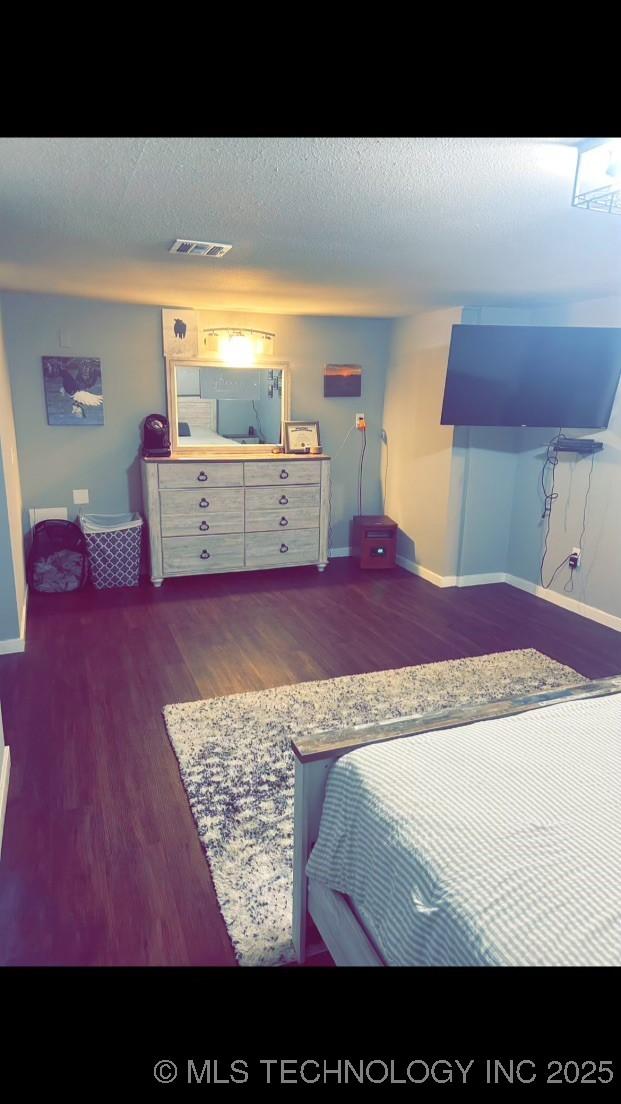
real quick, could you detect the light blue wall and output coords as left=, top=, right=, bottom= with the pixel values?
left=3, top=293, right=165, bottom=531
left=454, top=307, right=531, bottom=577
left=0, top=448, right=19, bottom=640
left=455, top=300, right=621, bottom=620
left=381, top=308, right=463, bottom=576
left=507, top=297, right=621, bottom=617
left=2, top=293, right=391, bottom=551
left=199, top=310, right=391, bottom=548
left=216, top=400, right=256, bottom=437
left=453, top=425, right=520, bottom=576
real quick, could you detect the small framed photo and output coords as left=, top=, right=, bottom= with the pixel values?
left=324, top=364, right=362, bottom=397
left=162, top=308, right=198, bottom=358
left=283, top=420, right=320, bottom=453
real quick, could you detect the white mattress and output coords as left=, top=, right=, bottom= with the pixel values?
left=177, top=427, right=232, bottom=447
left=306, top=693, right=621, bottom=966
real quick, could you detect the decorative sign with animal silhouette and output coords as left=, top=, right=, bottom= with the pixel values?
left=42, top=357, right=104, bottom=425
left=162, top=308, right=198, bottom=358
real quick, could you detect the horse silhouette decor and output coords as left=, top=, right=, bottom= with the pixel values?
left=162, top=308, right=198, bottom=358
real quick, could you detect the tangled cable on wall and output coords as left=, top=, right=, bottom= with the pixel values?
left=539, top=429, right=597, bottom=591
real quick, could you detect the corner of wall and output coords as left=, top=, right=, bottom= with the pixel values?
left=0, top=297, right=27, bottom=646
left=382, top=307, right=463, bottom=578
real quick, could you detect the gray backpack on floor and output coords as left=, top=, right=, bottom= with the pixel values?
left=27, top=519, right=89, bottom=593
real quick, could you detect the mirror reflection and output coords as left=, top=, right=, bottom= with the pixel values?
left=175, top=365, right=284, bottom=448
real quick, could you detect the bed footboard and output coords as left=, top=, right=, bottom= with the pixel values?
left=292, top=757, right=332, bottom=962
left=291, top=675, right=621, bottom=965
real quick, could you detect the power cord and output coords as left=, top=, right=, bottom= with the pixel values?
left=357, top=425, right=367, bottom=515
left=540, top=429, right=566, bottom=588
left=381, top=430, right=389, bottom=513
left=332, top=424, right=355, bottom=459
left=326, top=419, right=369, bottom=553
left=564, top=450, right=595, bottom=593
left=540, top=428, right=597, bottom=592
left=251, top=401, right=264, bottom=442
left=327, top=423, right=358, bottom=553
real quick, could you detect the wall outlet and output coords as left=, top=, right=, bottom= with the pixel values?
left=355, top=413, right=366, bottom=429
left=73, top=489, right=89, bottom=505
left=569, top=546, right=581, bottom=568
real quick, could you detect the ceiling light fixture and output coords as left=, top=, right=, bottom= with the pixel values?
left=572, top=138, right=621, bottom=214
left=202, top=328, right=275, bottom=367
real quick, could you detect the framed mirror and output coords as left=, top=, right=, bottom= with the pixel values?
left=166, top=358, right=291, bottom=455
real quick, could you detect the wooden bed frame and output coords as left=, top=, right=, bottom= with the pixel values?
left=291, top=674, right=621, bottom=966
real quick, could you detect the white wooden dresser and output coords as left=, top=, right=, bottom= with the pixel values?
left=141, top=454, right=330, bottom=586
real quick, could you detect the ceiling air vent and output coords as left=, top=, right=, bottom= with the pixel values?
left=169, top=239, right=232, bottom=258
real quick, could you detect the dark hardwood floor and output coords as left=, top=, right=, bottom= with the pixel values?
left=1, top=559, right=621, bottom=967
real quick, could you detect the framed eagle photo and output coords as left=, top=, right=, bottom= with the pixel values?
left=42, top=357, right=104, bottom=426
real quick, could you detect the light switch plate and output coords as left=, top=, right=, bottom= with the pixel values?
left=73, top=489, right=89, bottom=505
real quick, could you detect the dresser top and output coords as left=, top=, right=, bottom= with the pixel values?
left=143, top=452, right=330, bottom=463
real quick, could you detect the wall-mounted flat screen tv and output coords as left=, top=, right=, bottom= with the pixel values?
left=440, top=324, right=621, bottom=428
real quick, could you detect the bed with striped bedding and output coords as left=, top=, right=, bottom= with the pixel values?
left=305, top=693, right=621, bottom=966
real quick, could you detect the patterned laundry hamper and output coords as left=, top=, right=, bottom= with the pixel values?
left=79, top=513, right=143, bottom=589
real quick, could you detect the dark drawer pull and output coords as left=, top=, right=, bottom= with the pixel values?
left=279, top=495, right=288, bottom=505
left=279, top=469, right=289, bottom=480
left=279, top=516, right=288, bottom=527
left=199, top=498, right=209, bottom=508
left=199, top=521, right=210, bottom=531
left=197, top=471, right=208, bottom=482
left=200, top=549, right=210, bottom=560
left=280, top=543, right=288, bottom=553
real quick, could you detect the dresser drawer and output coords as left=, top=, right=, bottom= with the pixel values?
left=158, top=462, right=243, bottom=488
left=243, top=460, right=321, bottom=486
left=161, top=512, right=244, bottom=537
left=162, top=534, right=244, bottom=573
left=245, top=485, right=320, bottom=511
left=245, top=507, right=320, bottom=533
left=160, top=487, right=243, bottom=516
left=245, top=529, right=319, bottom=567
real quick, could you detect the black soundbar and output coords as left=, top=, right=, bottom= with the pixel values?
left=553, top=438, right=604, bottom=454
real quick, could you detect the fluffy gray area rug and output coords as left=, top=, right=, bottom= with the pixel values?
left=163, top=649, right=587, bottom=967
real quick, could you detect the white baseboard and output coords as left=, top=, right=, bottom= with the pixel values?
left=456, top=572, right=507, bottom=587
left=505, top=574, right=621, bottom=634
left=0, top=585, right=28, bottom=655
left=396, top=555, right=457, bottom=588
left=0, top=745, right=10, bottom=856
left=329, top=547, right=351, bottom=558
left=396, top=557, right=621, bottom=635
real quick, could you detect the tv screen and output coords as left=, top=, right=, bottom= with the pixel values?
left=440, top=324, right=621, bottom=428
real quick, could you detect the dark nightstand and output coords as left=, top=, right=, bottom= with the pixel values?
left=351, top=515, right=398, bottom=569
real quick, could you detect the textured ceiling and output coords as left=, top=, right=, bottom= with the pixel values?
left=0, top=136, right=618, bottom=317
